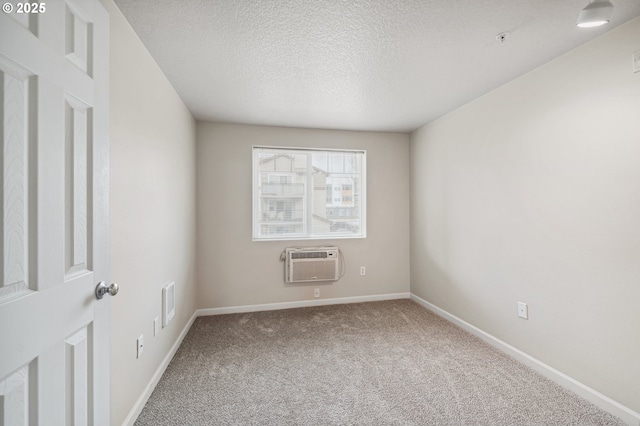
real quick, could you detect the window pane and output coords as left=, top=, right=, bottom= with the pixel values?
left=253, top=147, right=365, bottom=241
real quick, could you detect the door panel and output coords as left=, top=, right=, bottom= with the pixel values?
left=65, top=325, right=92, bottom=425
left=65, top=93, right=93, bottom=279
left=0, top=0, right=110, bottom=424
left=0, top=56, right=34, bottom=301
left=0, top=365, right=29, bottom=425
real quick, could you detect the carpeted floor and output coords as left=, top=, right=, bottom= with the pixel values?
left=135, top=299, right=624, bottom=425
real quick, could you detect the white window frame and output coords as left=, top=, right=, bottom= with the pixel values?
left=252, top=146, right=367, bottom=241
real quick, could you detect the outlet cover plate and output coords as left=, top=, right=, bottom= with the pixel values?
left=137, top=335, right=144, bottom=358
left=163, top=281, right=176, bottom=327
left=633, top=51, right=640, bottom=73
left=517, top=302, right=528, bottom=320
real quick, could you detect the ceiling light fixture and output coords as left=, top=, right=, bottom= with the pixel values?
left=576, top=0, right=614, bottom=28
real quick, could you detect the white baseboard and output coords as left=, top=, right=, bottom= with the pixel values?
left=409, top=293, right=640, bottom=426
left=197, top=292, right=410, bottom=316
left=122, top=310, right=198, bottom=426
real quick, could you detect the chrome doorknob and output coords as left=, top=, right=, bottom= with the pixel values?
left=95, top=281, right=119, bottom=300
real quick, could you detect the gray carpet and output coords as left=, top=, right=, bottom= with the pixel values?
left=135, top=299, right=624, bottom=425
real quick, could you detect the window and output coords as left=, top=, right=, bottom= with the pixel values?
left=253, top=146, right=366, bottom=241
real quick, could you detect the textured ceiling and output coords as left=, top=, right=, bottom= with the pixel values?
left=114, top=0, right=640, bottom=132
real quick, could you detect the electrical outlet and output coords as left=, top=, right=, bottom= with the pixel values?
left=137, top=335, right=144, bottom=358
left=313, top=288, right=320, bottom=298
left=360, top=266, right=366, bottom=276
left=517, top=302, right=528, bottom=320
left=633, top=50, right=640, bottom=73
left=153, top=317, right=160, bottom=336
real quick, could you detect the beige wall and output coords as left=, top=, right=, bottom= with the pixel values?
left=410, top=17, right=640, bottom=414
left=107, top=1, right=197, bottom=424
left=197, top=123, right=410, bottom=308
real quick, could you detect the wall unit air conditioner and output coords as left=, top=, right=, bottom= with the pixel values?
left=285, top=247, right=340, bottom=283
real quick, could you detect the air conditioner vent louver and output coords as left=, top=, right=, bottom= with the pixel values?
left=291, top=251, right=328, bottom=259
left=285, top=247, right=340, bottom=283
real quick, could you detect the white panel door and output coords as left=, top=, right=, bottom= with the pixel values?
left=0, top=0, right=111, bottom=424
